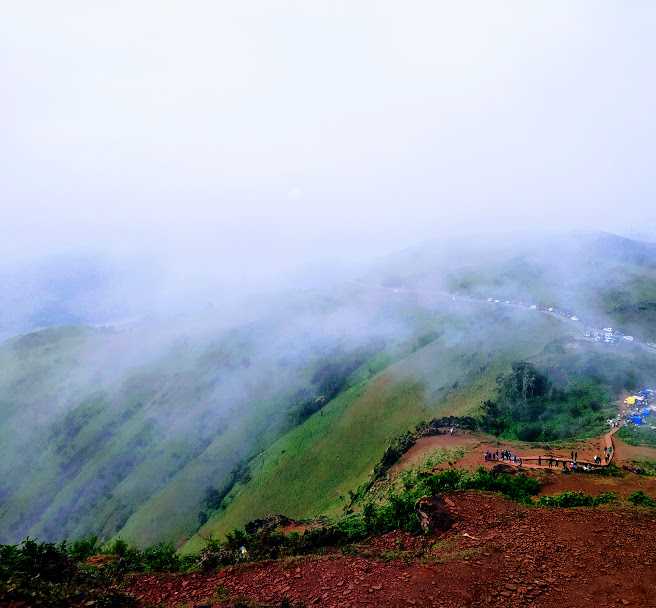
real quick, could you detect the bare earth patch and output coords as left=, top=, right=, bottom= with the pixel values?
left=129, top=491, right=656, bottom=608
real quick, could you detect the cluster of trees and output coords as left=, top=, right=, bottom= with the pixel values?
left=481, top=361, right=610, bottom=441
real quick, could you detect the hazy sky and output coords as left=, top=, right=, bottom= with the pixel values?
left=3, top=1, right=655, bottom=267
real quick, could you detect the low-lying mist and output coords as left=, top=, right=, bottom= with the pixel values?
left=1, top=228, right=654, bottom=545
left=3, top=0, right=656, bottom=549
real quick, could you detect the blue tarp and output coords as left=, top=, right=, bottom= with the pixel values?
left=643, top=409, right=651, bottom=417
left=630, top=415, right=643, bottom=425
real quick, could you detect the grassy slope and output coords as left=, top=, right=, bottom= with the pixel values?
left=3, top=231, right=654, bottom=548
left=0, top=285, right=455, bottom=546
left=0, top=309, right=388, bottom=545
left=184, top=309, right=566, bottom=552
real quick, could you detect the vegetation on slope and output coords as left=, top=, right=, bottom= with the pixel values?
left=618, top=426, right=656, bottom=448
left=2, top=231, right=655, bottom=551
left=4, top=462, right=635, bottom=608
left=0, top=538, right=136, bottom=608
left=185, top=309, right=569, bottom=551
left=0, top=300, right=399, bottom=547
left=480, top=361, right=614, bottom=441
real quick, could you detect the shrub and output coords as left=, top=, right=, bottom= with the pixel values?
left=2, top=465, right=544, bottom=590
left=197, top=538, right=236, bottom=571
left=66, top=535, right=100, bottom=561
left=593, top=463, right=624, bottom=477
left=538, top=491, right=617, bottom=508
left=466, top=469, right=541, bottom=503
left=0, top=539, right=135, bottom=608
left=141, top=542, right=180, bottom=572
left=628, top=490, right=656, bottom=507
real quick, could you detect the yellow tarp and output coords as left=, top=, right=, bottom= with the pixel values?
left=624, top=396, right=643, bottom=405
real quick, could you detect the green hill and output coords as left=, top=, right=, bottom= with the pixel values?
left=1, top=231, right=655, bottom=549
left=184, top=307, right=569, bottom=551
left=0, top=285, right=448, bottom=546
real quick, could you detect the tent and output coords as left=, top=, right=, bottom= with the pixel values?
left=625, top=396, right=644, bottom=406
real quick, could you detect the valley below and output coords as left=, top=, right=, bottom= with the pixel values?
left=3, top=232, right=656, bottom=607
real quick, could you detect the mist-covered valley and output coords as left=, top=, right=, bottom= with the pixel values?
left=1, top=230, right=655, bottom=548
left=4, top=4, right=656, bottom=605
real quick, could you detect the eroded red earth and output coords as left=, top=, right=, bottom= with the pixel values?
left=128, top=492, right=656, bottom=608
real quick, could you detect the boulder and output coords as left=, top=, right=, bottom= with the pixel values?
left=415, top=495, right=454, bottom=533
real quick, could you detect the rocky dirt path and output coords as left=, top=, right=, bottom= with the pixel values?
left=398, top=424, right=654, bottom=474
left=492, top=425, right=620, bottom=469
left=129, top=492, right=656, bottom=608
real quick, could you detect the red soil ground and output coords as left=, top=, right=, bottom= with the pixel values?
left=393, top=430, right=656, bottom=497
left=129, top=491, right=656, bottom=608
left=397, top=430, right=614, bottom=471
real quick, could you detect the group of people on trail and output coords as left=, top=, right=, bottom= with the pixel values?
left=483, top=442, right=614, bottom=471
left=593, top=446, right=612, bottom=465
left=483, top=449, right=522, bottom=466
left=544, top=456, right=560, bottom=468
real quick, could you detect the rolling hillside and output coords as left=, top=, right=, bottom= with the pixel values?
left=1, top=231, right=655, bottom=549
left=0, top=285, right=444, bottom=545
left=185, top=306, right=572, bottom=551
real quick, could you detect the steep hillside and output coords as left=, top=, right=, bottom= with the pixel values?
left=186, top=232, right=656, bottom=549
left=185, top=306, right=572, bottom=551
left=2, top=231, right=655, bottom=550
left=0, top=286, right=442, bottom=545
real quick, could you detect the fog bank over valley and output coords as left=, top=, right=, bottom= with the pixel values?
left=2, top=1, right=656, bottom=555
